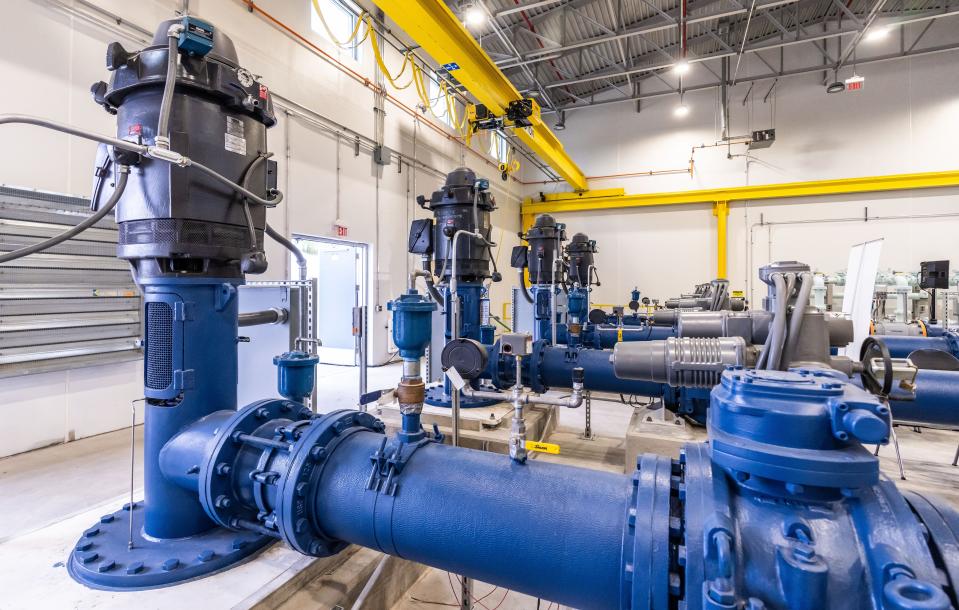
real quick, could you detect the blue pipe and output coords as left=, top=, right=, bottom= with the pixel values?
left=588, top=324, right=674, bottom=347
left=876, top=332, right=959, bottom=359
left=154, top=369, right=959, bottom=609
left=533, top=342, right=667, bottom=397
left=889, top=369, right=959, bottom=428
left=314, top=431, right=626, bottom=609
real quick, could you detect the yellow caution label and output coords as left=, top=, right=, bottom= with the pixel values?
left=617, top=328, right=624, bottom=342
left=732, top=290, right=745, bottom=298
left=525, top=441, right=560, bottom=455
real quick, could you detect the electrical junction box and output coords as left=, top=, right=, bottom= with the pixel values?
left=373, top=145, right=392, bottom=166
left=749, top=129, right=776, bottom=150
left=178, top=17, right=214, bottom=57
left=500, top=332, right=532, bottom=357
left=408, top=219, right=433, bottom=254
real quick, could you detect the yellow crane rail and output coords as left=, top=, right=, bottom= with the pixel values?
left=522, top=170, right=959, bottom=279
left=370, top=0, right=588, bottom=191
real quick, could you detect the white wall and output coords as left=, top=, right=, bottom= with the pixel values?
left=533, top=28, right=959, bottom=308
left=0, top=0, right=520, bottom=457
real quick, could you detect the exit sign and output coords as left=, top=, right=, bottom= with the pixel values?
left=845, top=75, right=864, bottom=91
left=334, top=224, right=348, bottom=237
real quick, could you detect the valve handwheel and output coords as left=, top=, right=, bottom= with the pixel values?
left=860, top=336, right=894, bottom=398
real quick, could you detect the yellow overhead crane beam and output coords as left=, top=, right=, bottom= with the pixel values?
left=369, top=0, right=588, bottom=191
left=522, top=169, right=959, bottom=280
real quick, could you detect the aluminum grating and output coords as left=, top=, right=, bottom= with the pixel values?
left=145, top=301, right=173, bottom=390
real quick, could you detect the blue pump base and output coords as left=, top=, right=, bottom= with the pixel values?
left=67, top=501, right=271, bottom=591
left=424, top=382, right=503, bottom=408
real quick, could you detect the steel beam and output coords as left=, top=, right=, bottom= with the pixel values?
left=548, top=39, right=959, bottom=111
left=523, top=170, right=959, bottom=213
left=372, top=0, right=587, bottom=190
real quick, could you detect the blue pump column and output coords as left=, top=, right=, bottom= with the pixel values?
left=141, top=279, right=240, bottom=539
left=426, top=283, right=498, bottom=407
left=69, top=278, right=273, bottom=591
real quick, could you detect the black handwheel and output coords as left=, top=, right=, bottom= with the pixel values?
left=860, top=336, right=894, bottom=398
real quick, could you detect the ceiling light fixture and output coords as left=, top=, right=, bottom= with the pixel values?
left=826, top=80, right=846, bottom=94
left=674, top=60, right=691, bottom=75
left=554, top=110, right=566, bottom=131
left=864, top=26, right=891, bottom=42
left=674, top=102, right=690, bottom=118
left=462, top=2, right=486, bottom=28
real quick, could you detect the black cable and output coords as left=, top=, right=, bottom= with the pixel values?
left=0, top=165, right=129, bottom=264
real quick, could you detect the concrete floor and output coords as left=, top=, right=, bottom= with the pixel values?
left=1, top=367, right=957, bottom=610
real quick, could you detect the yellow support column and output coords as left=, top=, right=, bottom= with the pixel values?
left=713, top=201, right=729, bottom=280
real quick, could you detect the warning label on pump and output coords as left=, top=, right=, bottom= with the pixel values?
left=525, top=441, right=560, bottom=455
left=225, top=117, right=246, bottom=155
left=226, top=116, right=245, bottom=137
left=225, top=133, right=246, bottom=155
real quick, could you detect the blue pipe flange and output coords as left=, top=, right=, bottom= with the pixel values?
left=527, top=340, right=549, bottom=393
left=622, top=453, right=678, bottom=609
left=67, top=500, right=272, bottom=591
left=198, top=399, right=314, bottom=529
left=275, top=410, right=385, bottom=556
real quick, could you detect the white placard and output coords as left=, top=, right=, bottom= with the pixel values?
left=840, top=239, right=884, bottom=359
left=444, top=366, right=467, bottom=390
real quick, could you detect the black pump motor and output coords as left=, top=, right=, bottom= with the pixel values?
left=413, top=167, right=497, bottom=283
left=565, top=232, right=597, bottom=287
left=91, top=17, right=278, bottom=281
left=522, top=213, right=566, bottom=285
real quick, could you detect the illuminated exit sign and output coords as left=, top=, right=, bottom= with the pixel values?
left=845, top=75, right=865, bottom=91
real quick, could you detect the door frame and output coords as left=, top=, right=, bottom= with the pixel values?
left=291, top=234, right=369, bottom=363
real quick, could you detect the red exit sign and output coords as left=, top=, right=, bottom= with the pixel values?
left=334, top=224, right=348, bottom=237
left=845, top=75, right=864, bottom=91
